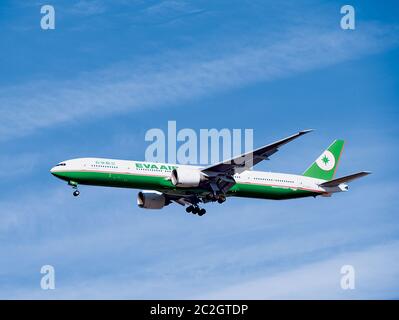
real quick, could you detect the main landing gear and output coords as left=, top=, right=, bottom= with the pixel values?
left=186, top=205, right=206, bottom=216
left=205, top=194, right=226, bottom=204
left=217, top=195, right=226, bottom=204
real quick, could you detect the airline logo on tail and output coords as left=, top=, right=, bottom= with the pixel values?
left=316, top=150, right=335, bottom=171
left=303, top=139, right=344, bottom=181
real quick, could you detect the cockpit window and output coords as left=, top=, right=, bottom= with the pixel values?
left=55, top=163, right=66, bottom=167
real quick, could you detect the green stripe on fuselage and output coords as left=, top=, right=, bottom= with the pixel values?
left=229, top=183, right=316, bottom=200
left=52, top=170, right=318, bottom=200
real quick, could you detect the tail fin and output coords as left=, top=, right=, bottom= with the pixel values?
left=303, top=139, right=345, bottom=180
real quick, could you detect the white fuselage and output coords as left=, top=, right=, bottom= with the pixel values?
left=50, top=158, right=346, bottom=197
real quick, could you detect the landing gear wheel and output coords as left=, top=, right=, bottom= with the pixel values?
left=198, top=208, right=206, bottom=216
left=186, top=205, right=193, bottom=213
left=73, top=190, right=80, bottom=197
left=192, top=206, right=200, bottom=215
left=217, top=198, right=225, bottom=204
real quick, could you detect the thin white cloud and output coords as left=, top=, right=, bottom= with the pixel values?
left=4, top=239, right=399, bottom=299
left=0, top=178, right=397, bottom=298
left=202, top=241, right=399, bottom=299
left=68, top=0, right=107, bottom=16
left=0, top=23, right=397, bottom=141
left=144, top=0, right=203, bottom=19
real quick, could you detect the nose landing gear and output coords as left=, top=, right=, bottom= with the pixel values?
left=68, top=181, right=80, bottom=197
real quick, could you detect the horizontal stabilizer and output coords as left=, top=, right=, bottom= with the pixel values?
left=319, top=171, right=371, bottom=188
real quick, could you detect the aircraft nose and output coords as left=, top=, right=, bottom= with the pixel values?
left=50, top=165, right=63, bottom=176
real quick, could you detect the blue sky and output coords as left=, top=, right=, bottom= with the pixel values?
left=0, top=0, right=399, bottom=299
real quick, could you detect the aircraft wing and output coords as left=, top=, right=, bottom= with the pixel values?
left=202, top=129, right=313, bottom=176
left=319, top=171, right=371, bottom=188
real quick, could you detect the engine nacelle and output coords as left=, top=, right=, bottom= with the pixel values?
left=137, top=191, right=166, bottom=209
left=171, top=167, right=206, bottom=187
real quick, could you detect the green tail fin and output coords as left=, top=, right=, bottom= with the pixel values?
left=303, top=139, right=345, bottom=180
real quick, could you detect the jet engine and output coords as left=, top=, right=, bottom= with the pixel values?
left=171, top=167, right=206, bottom=187
left=137, top=191, right=166, bottom=209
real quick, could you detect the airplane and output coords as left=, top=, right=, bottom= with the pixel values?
left=50, top=130, right=370, bottom=216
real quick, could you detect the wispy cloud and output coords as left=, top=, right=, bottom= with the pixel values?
left=1, top=176, right=397, bottom=298
left=0, top=23, right=397, bottom=141
left=203, top=241, right=399, bottom=299
left=137, top=0, right=206, bottom=25
left=68, top=0, right=107, bottom=16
